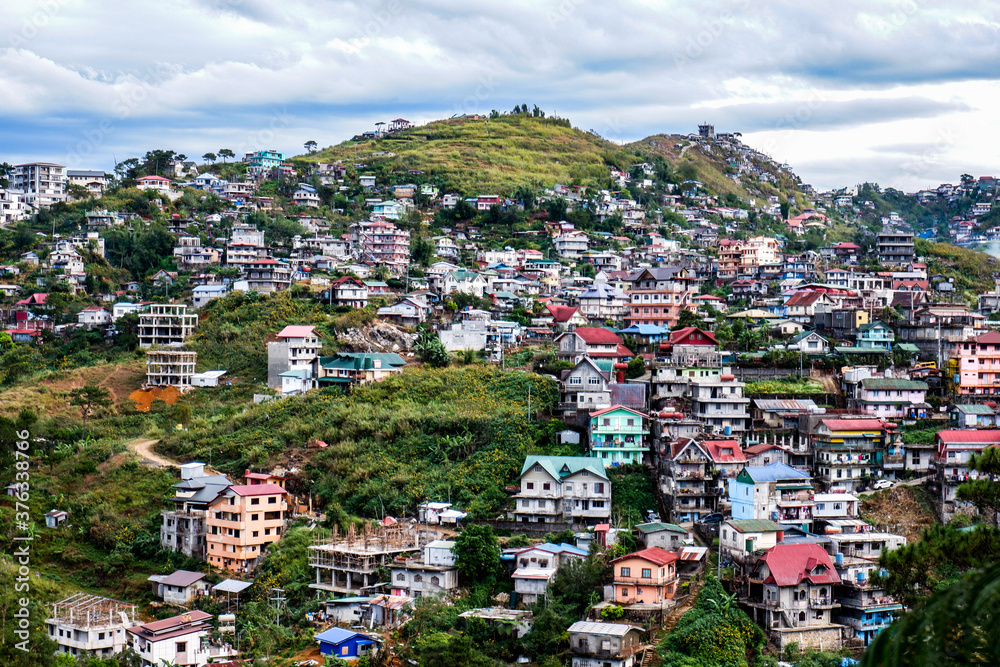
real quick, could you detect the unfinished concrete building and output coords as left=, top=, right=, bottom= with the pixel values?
left=138, top=303, right=198, bottom=348
left=47, top=594, right=136, bottom=659
left=161, top=462, right=231, bottom=560
left=308, top=523, right=421, bottom=596
left=146, top=350, right=197, bottom=390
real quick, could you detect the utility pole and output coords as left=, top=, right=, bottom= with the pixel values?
left=527, top=384, right=531, bottom=420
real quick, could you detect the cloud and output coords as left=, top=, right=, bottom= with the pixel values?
left=2, top=0, right=1000, bottom=190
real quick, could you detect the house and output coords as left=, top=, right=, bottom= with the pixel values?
left=315, top=627, right=376, bottom=661
left=660, top=327, right=718, bottom=365
left=328, top=276, right=369, bottom=308
left=689, top=372, right=750, bottom=435
left=855, top=321, right=895, bottom=351
left=126, top=610, right=234, bottom=666
left=512, top=542, right=588, bottom=604
left=135, top=175, right=172, bottom=193
left=813, top=418, right=895, bottom=493
left=567, top=621, right=645, bottom=667
left=658, top=437, right=731, bottom=522
left=543, top=304, right=590, bottom=330
left=852, top=377, right=928, bottom=419
left=191, top=284, right=229, bottom=308
left=376, top=297, right=429, bottom=326
left=752, top=399, right=823, bottom=430
left=205, top=483, right=289, bottom=574
left=318, top=352, right=407, bottom=388
left=624, top=267, right=700, bottom=329
left=555, top=327, right=633, bottom=364
left=509, top=455, right=611, bottom=525
left=728, top=463, right=815, bottom=532
left=147, top=570, right=210, bottom=607
left=784, top=291, right=836, bottom=324
left=610, top=548, right=679, bottom=605
left=577, top=282, right=629, bottom=321
left=786, top=331, right=830, bottom=355
left=935, top=430, right=1000, bottom=520
left=293, top=184, right=321, bottom=207
left=559, top=357, right=615, bottom=418
left=953, top=330, right=1000, bottom=395
left=45, top=510, right=68, bottom=528
left=161, top=462, right=232, bottom=560
left=266, top=325, right=322, bottom=389
left=389, top=540, right=459, bottom=599
left=634, top=522, right=689, bottom=550
left=47, top=594, right=135, bottom=659
left=77, top=306, right=111, bottom=327
left=741, top=543, right=844, bottom=650
left=950, top=403, right=1000, bottom=429
left=589, top=405, right=650, bottom=467
left=719, top=519, right=784, bottom=569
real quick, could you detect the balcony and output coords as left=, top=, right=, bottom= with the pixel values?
left=615, top=575, right=676, bottom=586
left=809, top=596, right=838, bottom=609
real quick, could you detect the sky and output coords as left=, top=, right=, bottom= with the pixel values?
left=1, top=0, right=998, bottom=192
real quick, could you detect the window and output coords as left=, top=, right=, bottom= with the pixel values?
left=621, top=587, right=629, bottom=596
left=620, top=567, right=630, bottom=577
left=251, top=498, right=260, bottom=506
left=603, top=418, right=611, bottom=426
left=526, top=482, right=534, bottom=490
left=251, top=514, right=259, bottom=521
left=543, top=483, right=551, bottom=491
left=414, top=575, right=423, bottom=582
left=642, top=568, right=652, bottom=578
left=396, top=573, right=406, bottom=581
left=176, top=642, right=187, bottom=654
left=595, top=482, right=605, bottom=493
left=534, top=465, right=543, bottom=472
left=627, top=418, right=635, bottom=426
left=564, top=483, right=573, bottom=492
left=268, top=496, right=277, bottom=504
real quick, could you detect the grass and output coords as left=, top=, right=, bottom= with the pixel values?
left=0, top=358, right=146, bottom=420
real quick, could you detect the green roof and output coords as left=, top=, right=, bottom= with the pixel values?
left=520, top=455, right=608, bottom=481
left=789, top=330, right=826, bottom=344
left=954, top=404, right=995, bottom=415
left=860, top=378, right=928, bottom=391
left=635, top=522, right=686, bottom=534
left=725, top=519, right=784, bottom=533
left=895, top=343, right=920, bottom=353
left=593, top=359, right=616, bottom=372
left=835, top=346, right=891, bottom=354
left=320, top=352, right=407, bottom=371
left=858, top=320, right=890, bottom=332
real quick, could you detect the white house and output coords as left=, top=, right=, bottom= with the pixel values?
left=77, top=306, right=111, bottom=327
left=135, top=175, right=172, bottom=193
left=126, top=610, right=234, bottom=666
left=112, top=302, right=141, bottom=321
left=191, top=284, right=229, bottom=308
left=147, top=570, right=210, bottom=607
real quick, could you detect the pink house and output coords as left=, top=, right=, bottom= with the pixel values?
left=610, top=548, right=679, bottom=604
left=955, top=331, right=1000, bottom=394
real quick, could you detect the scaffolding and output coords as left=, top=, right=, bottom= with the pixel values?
left=49, top=593, right=135, bottom=630
left=146, top=350, right=197, bottom=390
left=308, top=523, right=422, bottom=595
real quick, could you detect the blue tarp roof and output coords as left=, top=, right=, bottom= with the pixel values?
left=740, top=462, right=810, bottom=482
left=316, top=627, right=372, bottom=645
left=618, top=324, right=667, bottom=335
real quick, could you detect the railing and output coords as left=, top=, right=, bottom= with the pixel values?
left=615, top=575, right=676, bottom=585
left=809, top=596, right=837, bottom=608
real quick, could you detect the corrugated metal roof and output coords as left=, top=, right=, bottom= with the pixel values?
left=860, top=378, right=928, bottom=390
left=726, top=519, right=783, bottom=533
left=610, top=384, right=646, bottom=410
left=566, top=621, right=643, bottom=636
left=740, top=462, right=811, bottom=482
left=635, top=522, right=686, bottom=534
left=759, top=543, right=841, bottom=587
left=753, top=399, right=820, bottom=411
left=953, top=404, right=995, bottom=415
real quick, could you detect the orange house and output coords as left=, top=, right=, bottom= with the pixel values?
left=611, top=548, right=679, bottom=604
left=205, top=483, right=289, bottom=574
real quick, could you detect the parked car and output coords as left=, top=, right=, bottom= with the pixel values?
left=872, top=479, right=894, bottom=490
left=699, top=512, right=724, bottom=524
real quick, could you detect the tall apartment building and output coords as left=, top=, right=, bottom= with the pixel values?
left=267, top=325, right=322, bottom=388
left=953, top=330, right=1000, bottom=394
left=350, top=220, right=411, bottom=274
left=876, top=231, right=914, bottom=266
left=509, top=455, right=612, bottom=525
left=138, top=304, right=198, bottom=348
left=812, top=418, right=895, bottom=493
left=161, top=462, right=231, bottom=560
left=588, top=405, right=650, bottom=467
left=717, top=236, right=780, bottom=279
left=66, top=170, right=107, bottom=196
left=624, top=266, right=700, bottom=328
left=13, top=162, right=66, bottom=209
left=47, top=594, right=136, bottom=659
left=689, top=372, right=750, bottom=435
left=205, top=483, right=290, bottom=574
left=242, top=257, right=292, bottom=293
left=145, top=350, right=197, bottom=390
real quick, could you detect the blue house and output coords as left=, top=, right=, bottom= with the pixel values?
left=315, top=626, right=375, bottom=661
left=728, top=462, right=814, bottom=531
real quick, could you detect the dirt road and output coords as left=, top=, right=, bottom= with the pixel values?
left=127, top=438, right=177, bottom=467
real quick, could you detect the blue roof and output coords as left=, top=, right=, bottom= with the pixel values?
left=316, top=627, right=370, bottom=645
left=739, top=462, right=810, bottom=482
left=618, top=324, right=667, bottom=335
left=535, top=542, right=588, bottom=557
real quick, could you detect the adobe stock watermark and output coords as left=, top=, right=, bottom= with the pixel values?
left=674, top=0, right=751, bottom=72
left=341, top=0, right=404, bottom=59
left=7, top=0, right=66, bottom=49
left=899, top=127, right=956, bottom=182
left=64, top=63, right=177, bottom=168
left=8, top=429, right=34, bottom=653
left=547, top=0, right=586, bottom=27
left=448, top=74, right=502, bottom=118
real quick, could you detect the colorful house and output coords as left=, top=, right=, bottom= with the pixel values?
left=610, top=548, right=679, bottom=604
left=853, top=377, right=929, bottom=419
left=315, top=627, right=376, bottom=661
left=954, top=330, right=1000, bottom=395
left=588, top=405, right=649, bottom=467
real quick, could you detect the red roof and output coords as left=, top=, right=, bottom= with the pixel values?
left=130, top=610, right=212, bottom=636
left=588, top=343, right=634, bottom=358
left=703, top=440, right=746, bottom=463
left=937, top=430, right=1000, bottom=445
left=759, top=543, right=840, bottom=587
left=820, top=419, right=888, bottom=431
left=785, top=291, right=825, bottom=307
left=16, top=293, right=47, bottom=306
left=546, top=304, right=582, bottom=323
left=226, top=483, right=287, bottom=497
left=136, top=175, right=171, bottom=182
left=974, top=331, right=1000, bottom=344
left=668, top=327, right=716, bottom=346
left=572, top=327, right=626, bottom=346
left=612, top=547, right=679, bottom=566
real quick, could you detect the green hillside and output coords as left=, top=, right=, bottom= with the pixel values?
left=296, top=115, right=813, bottom=205
left=300, top=115, right=633, bottom=195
